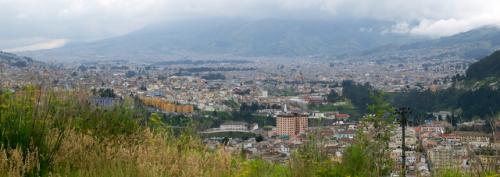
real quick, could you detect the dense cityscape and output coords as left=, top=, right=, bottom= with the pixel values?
left=1, top=1, right=500, bottom=177
left=1, top=51, right=498, bottom=176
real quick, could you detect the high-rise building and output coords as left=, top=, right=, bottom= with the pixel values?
left=276, top=113, right=308, bottom=137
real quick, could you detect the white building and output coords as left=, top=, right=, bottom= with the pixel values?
left=220, top=121, right=248, bottom=131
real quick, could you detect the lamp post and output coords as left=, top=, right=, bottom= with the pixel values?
left=396, top=107, right=411, bottom=177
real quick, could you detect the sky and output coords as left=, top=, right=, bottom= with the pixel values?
left=1, top=0, right=500, bottom=51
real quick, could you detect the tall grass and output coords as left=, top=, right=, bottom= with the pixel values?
left=0, top=87, right=496, bottom=177
left=0, top=87, right=241, bottom=177
left=0, top=86, right=68, bottom=176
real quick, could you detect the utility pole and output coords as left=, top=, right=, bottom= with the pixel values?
left=396, top=107, right=411, bottom=177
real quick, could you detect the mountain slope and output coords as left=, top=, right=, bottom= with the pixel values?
left=22, top=18, right=422, bottom=61
left=404, top=27, right=500, bottom=58
left=364, top=27, right=500, bottom=60
left=466, top=50, right=500, bottom=80
left=0, top=51, right=43, bottom=68
left=390, top=49, right=500, bottom=120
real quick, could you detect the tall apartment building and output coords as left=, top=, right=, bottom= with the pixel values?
left=276, top=113, right=308, bottom=137
left=428, top=145, right=467, bottom=172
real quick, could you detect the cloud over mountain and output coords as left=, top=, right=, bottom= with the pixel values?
left=2, top=0, right=500, bottom=50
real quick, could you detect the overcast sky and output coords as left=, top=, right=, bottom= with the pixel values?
left=2, top=0, right=500, bottom=51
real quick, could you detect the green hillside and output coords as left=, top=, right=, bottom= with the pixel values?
left=466, top=50, right=500, bottom=80
left=0, top=51, right=40, bottom=67
left=390, top=50, right=500, bottom=121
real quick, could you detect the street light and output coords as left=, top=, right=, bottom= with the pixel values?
left=395, top=107, right=411, bottom=177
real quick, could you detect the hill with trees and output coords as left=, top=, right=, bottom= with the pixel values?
left=0, top=51, right=43, bottom=68
left=466, top=50, right=500, bottom=80
left=390, top=49, right=500, bottom=123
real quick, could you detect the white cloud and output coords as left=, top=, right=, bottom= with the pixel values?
left=384, top=22, right=411, bottom=34
left=1, top=0, right=500, bottom=49
left=4, top=39, right=68, bottom=52
left=408, top=16, right=500, bottom=37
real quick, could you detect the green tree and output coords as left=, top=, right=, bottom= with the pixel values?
left=318, top=93, right=395, bottom=177
left=326, top=89, right=340, bottom=102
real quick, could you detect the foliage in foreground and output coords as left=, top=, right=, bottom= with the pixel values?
left=0, top=87, right=238, bottom=177
left=0, top=87, right=496, bottom=177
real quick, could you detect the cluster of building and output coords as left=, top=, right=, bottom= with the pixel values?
left=141, top=96, right=194, bottom=113
left=0, top=53, right=471, bottom=116
left=203, top=112, right=359, bottom=164
left=418, top=121, right=499, bottom=174
left=1, top=54, right=497, bottom=176
left=203, top=111, right=499, bottom=176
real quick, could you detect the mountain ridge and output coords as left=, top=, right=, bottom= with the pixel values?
left=20, top=18, right=423, bottom=61
left=19, top=20, right=500, bottom=62
left=363, top=26, right=500, bottom=60
left=0, top=51, right=44, bottom=68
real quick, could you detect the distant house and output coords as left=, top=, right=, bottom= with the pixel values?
left=334, top=130, right=356, bottom=139
left=421, top=125, right=445, bottom=134
left=458, top=120, right=486, bottom=131
left=493, top=132, right=500, bottom=149
left=335, top=113, right=351, bottom=119
left=440, top=133, right=461, bottom=143
left=304, top=95, right=326, bottom=104
left=150, top=90, right=165, bottom=97
left=420, top=122, right=451, bottom=134
left=220, top=121, right=248, bottom=131
left=432, top=111, right=452, bottom=121
left=454, top=131, right=490, bottom=148
left=310, top=112, right=325, bottom=119
left=427, top=145, right=467, bottom=172
left=91, top=97, right=116, bottom=107
left=391, top=149, right=417, bottom=164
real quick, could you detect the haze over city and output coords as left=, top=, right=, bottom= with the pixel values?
left=0, top=1, right=499, bottom=177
